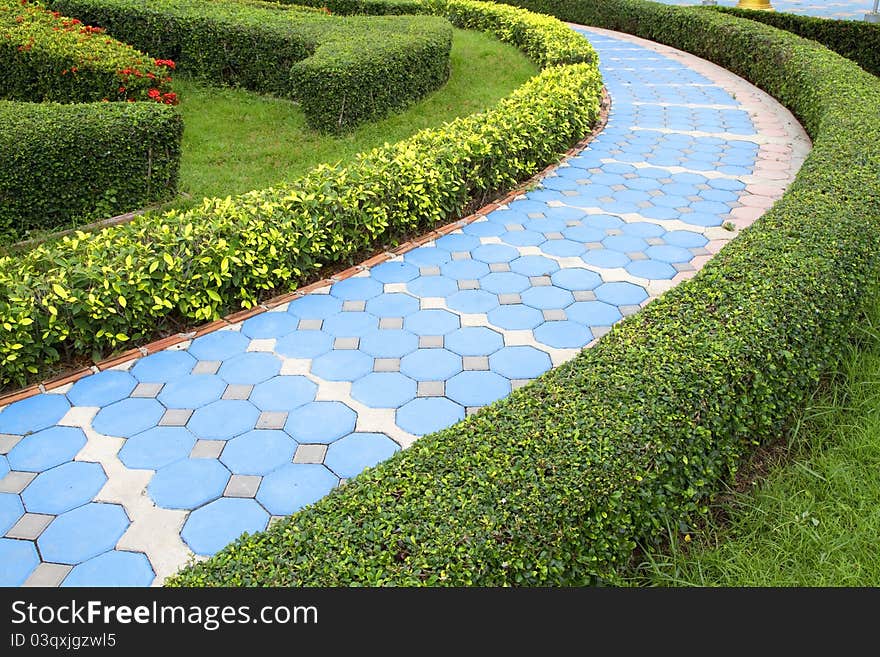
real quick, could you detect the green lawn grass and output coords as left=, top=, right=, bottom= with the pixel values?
left=174, top=27, right=538, bottom=201
left=633, top=297, right=880, bottom=587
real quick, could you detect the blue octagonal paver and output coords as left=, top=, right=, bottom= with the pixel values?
left=158, top=375, right=226, bottom=409
left=396, top=397, right=464, bottom=436
left=7, top=426, right=86, bottom=472
left=472, top=244, right=520, bottom=264
left=0, top=394, right=70, bottom=435
left=0, top=493, right=24, bottom=535
left=595, top=281, right=649, bottom=306
left=480, top=272, right=530, bottom=295
left=311, top=350, right=373, bottom=382
left=404, top=246, right=451, bottom=267
left=627, top=259, right=676, bottom=280
left=22, top=461, right=107, bottom=515
left=400, top=349, right=462, bottom=381
left=62, top=550, right=155, bottom=587
left=322, top=312, right=378, bottom=337
left=365, top=293, right=421, bottom=318
left=93, top=398, right=164, bottom=438
left=221, top=430, right=297, bottom=475
left=510, top=255, right=560, bottom=277
left=351, top=373, right=416, bottom=408
left=118, top=427, right=196, bottom=470
left=521, top=286, right=574, bottom=310
left=404, top=309, right=460, bottom=335
left=187, top=400, right=260, bottom=440
left=446, top=290, right=499, bottom=314
left=148, top=459, right=230, bottom=510
left=286, top=294, right=343, bottom=319
left=407, top=275, right=459, bottom=298
left=241, top=312, right=299, bottom=339
left=249, top=376, right=317, bottom=412
left=131, top=351, right=196, bottom=383
left=446, top=371, right=511, bottom=407
left=490, top=346, right=552, bottom=380
left=441, top=260, right=490, bottom=281
left=329, top=277, right=383, bottom=301
left=218, top=353, right=281, bottom=385
left=256, top=463, right=338, bottom=516
left=67, top=371, right=136, bottom=408
left=370, top=261, right=419, bottom=284
left=285, top=401, right=356, bottom=444
left=187, top=330, right=249, bottom=361
left=0, top=538, right=39, bottom=586
left=567, top=301, right=624, bottom=327
left=445, top=327, right=504, bottom=357
left=182, top=498, right=270, bottom=556
left=38, top=503, right=129, bottom=565
left=487, top=304, right=544, bottom=330
left=359, top=329, right=419, bottom=358
left=275, top=331, right=333, bottom=359
left=534, top=321, right=593, bottom=349
left=551, top=268, right=603, bottom=291
left=324, top=433, right=399, bottom=479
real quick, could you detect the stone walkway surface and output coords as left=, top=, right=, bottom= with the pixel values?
left=656, top=0, right=874, bottom=20
left=0, top=26, right=810, bottom=587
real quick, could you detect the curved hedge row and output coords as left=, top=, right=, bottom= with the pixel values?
left=50, top=0, right=454, bottom=132
left=167, top=1, right=880, bottom=586
left=0, top=0, right=181, bottom=241
left=707, top=4, right=880, bottom=77
left=0, top=1, right=599, bottom=387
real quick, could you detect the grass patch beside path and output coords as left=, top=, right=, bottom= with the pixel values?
left=175, top=27, right=538, bottom=201
left=634, top=299, right=880, bottom=587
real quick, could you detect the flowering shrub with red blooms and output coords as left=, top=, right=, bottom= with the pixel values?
left=0, top=0, right=176, bottom=104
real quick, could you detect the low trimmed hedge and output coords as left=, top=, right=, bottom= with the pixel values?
left=168, top=1, right=880, bottom=586
left=0, top=0, right=181, bottom=241
left=51, top=0, right=454, bottom=131
left=707, top=4, right=880, bottom=77
left=0, top=1, right=600, bottom=386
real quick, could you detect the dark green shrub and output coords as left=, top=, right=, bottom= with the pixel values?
left=51, top=0, right=454, bottom=131
left=166, top=1, right=880, bottom=586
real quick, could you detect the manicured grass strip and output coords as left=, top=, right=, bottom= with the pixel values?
left=175, top=27, right=538, bottom=201
left=635, top=300, right=880, bottom=587
left=168, top=1, right=880, bottom=587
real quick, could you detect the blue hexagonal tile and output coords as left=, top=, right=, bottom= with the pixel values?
left=521, top=286, right=574, bottom=310
left=490, top=346, right=552, bottom=380
left=275, top=330, right=334, bottom=359
left=131, top=351, right=196, bottom=383
left=0, top=394, right=70, bottom=435
left=595, top=281, right=648, bottom=306
left=365, top=293, right=420, bottom=318
left=68, top=371, right=137, bottom=407
left=324, top=433, right=399, bottom=479
left=241, top=312, right=299, bottom=339
left=218, top=353, right=281, bottom=385
left=322, top=312, right=378, bottom=337
left=181, top=498, right=269, bottom=556
left=38, top=503, right=129, bottom=565
left=249, top=376, right=316, bottom=412
left=0, top=493, right=24, bottom=535
left=188, top=400, right=260, bottom=440
left=446, top=290, right=499, bottom=314
left=370, top=261, right=419, bottom=284
left=404, top=309, right=460, bottom=335
left=351, top=373, right=416, bottom=408
left=446, top=371, right=510, bottom=407
left=441, top=260, right=490, bottom=280
left=400, top=349, right=462, bottom=381
left=118, top=427, right=196, bottom=470
left=285, top=401, right=356, bottom=444
left=396, top=397, right=464, bottom=436
left=187, top=330, right=249, bottom=361
left=534, top=321, right=593, bottom=349
left=329, top=277, right=383, bottom=301
left=0, top=538, right=39, bottom=586
left=7, top=426, right=86, bottom=472
left=445, top=327, right=504, bottom=357
left=480, top=272, right=530, bottom=295
left=487, top=304, right=544, bottom=330
left=311, top=350, right=373, bottom=382
left=62, top=550, right=155, bottom=587
left=286, top=295, right=343, bottom=319
left=407, top=275, right=459, bottom=298
left=148, top=459, right=230, bottom=510
left=359, top=329, right=419, bottom=358
left=22, top=461, right=106, bottom=515
left=567, top=301, right=623, bottom=327
left=158, top=375, right=226, bottom=409
left=93, top=398, right=164, bottom=438
left=256, top=464, right=338, bottom=516
left=221, top=430, right=297, bottom=475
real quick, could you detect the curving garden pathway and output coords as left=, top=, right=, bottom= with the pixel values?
left=656, top=0, right=873, bottom=20
left=0, top=26, right=810, bottom=587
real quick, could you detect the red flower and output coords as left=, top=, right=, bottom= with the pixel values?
left=147, top=88, right=161, bottom=99
left=154, top=59, right=176, bottom=70
left=118, top=86, right=126, bottom=93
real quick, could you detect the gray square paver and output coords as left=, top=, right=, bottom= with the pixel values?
left=573, top=290, right=596, bottom=302
left=489, top=262, right=510, bottom=273
left=223, top=384, right=253, bottom=400
left=6, top=513, right=54, bottom=540
left=0, top=471, right=36, bottom=494
left=334, top=337, right=360, bottom=350
left=23, top=563, right=73, bottom=588
left=458, top=280, right=480, bottom=290
left=674, top=262, right=696, bottom=272
left=645, top=237, right=665, bottom=246
left=130, top=382, right=164, bottom=398
left=191, top=361, right=221, bottom=375
left=529, top=276, right=552, bottom=287
left=256, top=411, right=288, bottom=430
left=417, top=381, right=445, bottom=397
left=451, top=252, right=471, bottom=261
left=374, top=358, right=401, bottom=373
left=293, top=444, right=327, bottom=464
left=419, top=336, right=443, bottom=349
left=0, top=434, right=23, bottom=454
left=224, top=475, right=262, bottom=498
left=620, top=305, right=642, bottom=317
left=159, top=409, right=192, bottom=427
left=298, top=319, right=323, bottom=331
left=419, top=266, right=441, bottom=276
left=499, top=294, right=521, bottom=305
left=342, top=300, right=366, bottom=312
left=463, top=356, right=489, bottom=371
left=545, top=232, right=564, bottom=240
left=627, top=252, right=648, bottom=261
left=191, top=440, right=225, bottom=459
left=510, top=379, right=531, bottom=390
left=543, top=309, right=567, bottom=322
left=379, top=317, right=403, bottom=330
left=591, top=326, right=612, bottom=339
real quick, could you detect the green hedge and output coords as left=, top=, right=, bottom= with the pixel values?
left=0, top=0, right=599, bottom=386
left=0, top=0, right=181, bottom=242
left=707, top=4, right=880, bottom=77
left=167, top=1, right=880, bottom=586
left=51, top=0, right=454, bottom=131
